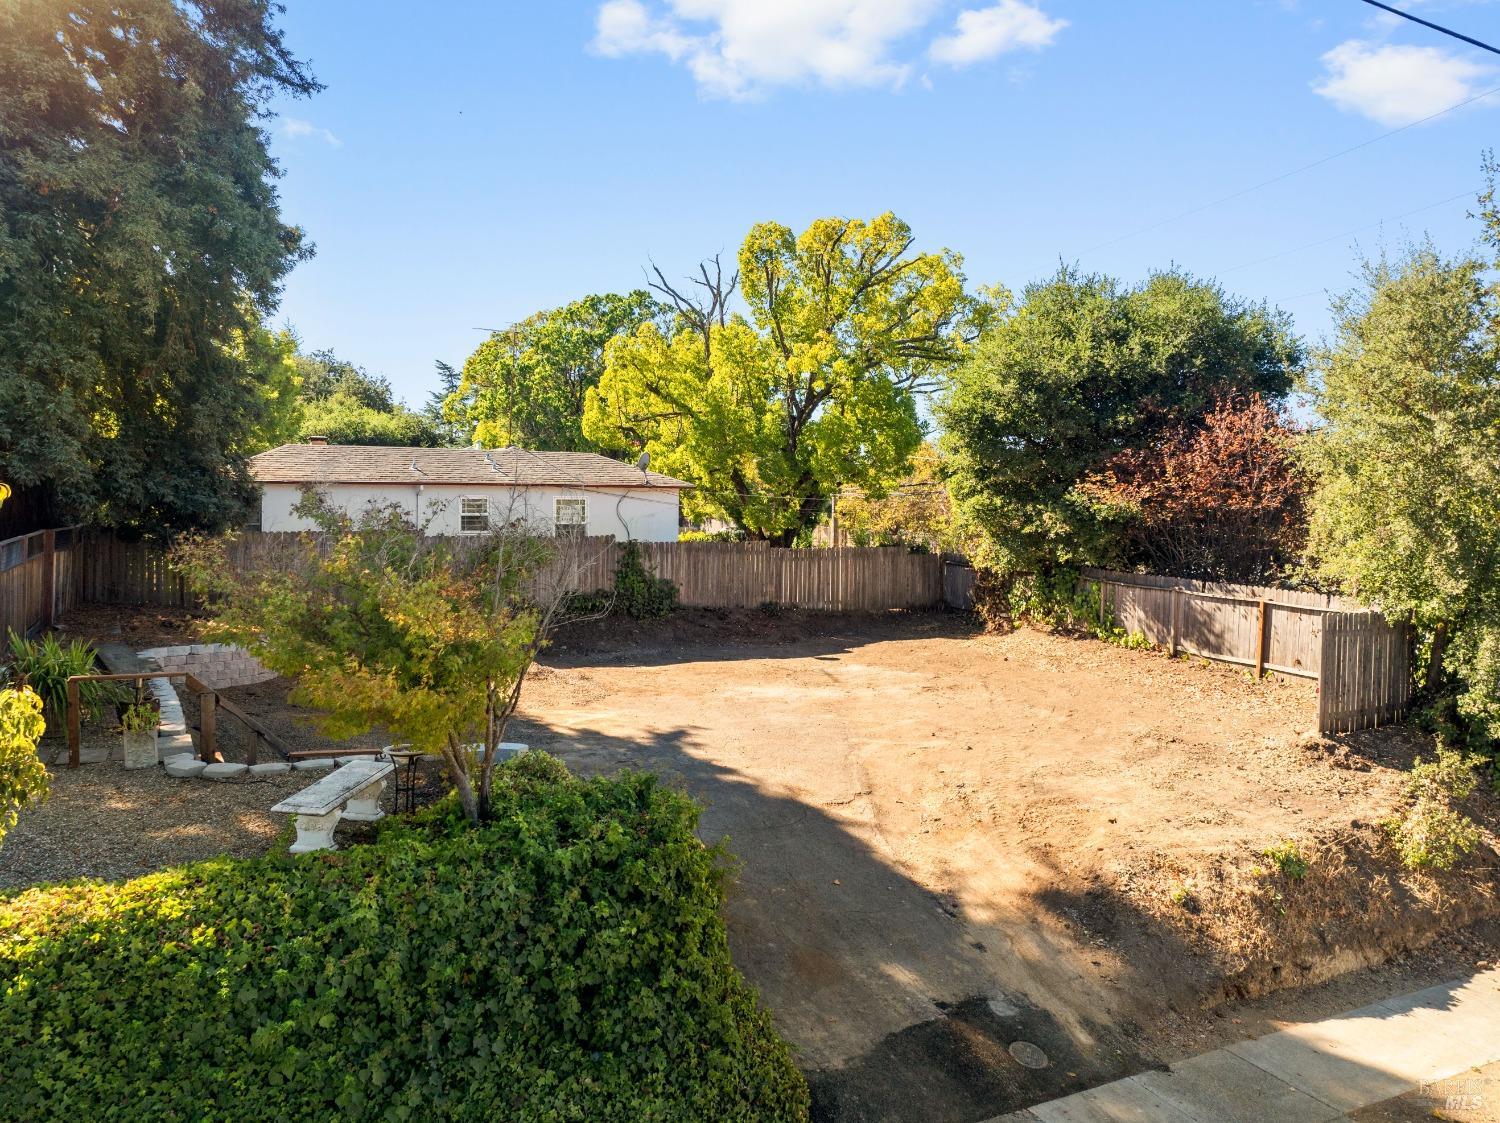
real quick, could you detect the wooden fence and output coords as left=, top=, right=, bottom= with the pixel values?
left=1317, top=611, right=1414, bottom=734
left=71, top=531, right=947, bottom=614
left=1083, top=568, right=1411, bottom=734
left=0, top=527, right=82, bottom=640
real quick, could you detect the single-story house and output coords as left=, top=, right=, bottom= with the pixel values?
left=247, top=439, right=692, bottom=541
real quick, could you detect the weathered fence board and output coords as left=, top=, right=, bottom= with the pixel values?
left=1316, top=611, right=1412, bottom=733
left=0, top=527, right=81, bottom=640
left=1085, top=568, right=1411, bottom=735
left=942, top=560, right=976, bottom=611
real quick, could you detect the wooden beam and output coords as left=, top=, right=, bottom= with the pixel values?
left=64, top=671, right=292, bottom=763
left=198, top=691, right=217, bottom=763
left=66, top=676, right=81, bottom=768
left=209, top=691, right=291, bottom=759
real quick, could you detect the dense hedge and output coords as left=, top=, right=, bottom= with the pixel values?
left=0, top=754, right=808, bottom=1121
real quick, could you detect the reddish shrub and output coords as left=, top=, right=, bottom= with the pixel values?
left=1087, top=394, right=1307, bottom=582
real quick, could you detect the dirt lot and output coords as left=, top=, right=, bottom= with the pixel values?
left=520, top=610, right=1500, bottom=1121
left=13, top=605, right=1498, bottom=1120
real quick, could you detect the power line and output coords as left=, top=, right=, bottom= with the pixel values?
left=1067, top=82, right=1500, bottom=260
left=1221, top=186, right=1478, bottom=273
left=1357, top=0, right=1500, bottom=56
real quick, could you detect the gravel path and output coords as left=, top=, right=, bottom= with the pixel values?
left=1, top=728, right=308, bottom=891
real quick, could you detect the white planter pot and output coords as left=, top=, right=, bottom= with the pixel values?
left=123, top=727, right=159, bottom=770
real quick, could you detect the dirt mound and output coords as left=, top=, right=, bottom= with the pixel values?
left=1096, top=781, right=1500, bottom=1007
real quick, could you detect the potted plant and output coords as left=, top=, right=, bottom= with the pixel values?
left=120, top=699, right=160, bottom=770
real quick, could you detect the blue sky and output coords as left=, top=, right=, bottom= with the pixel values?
left=265, top=1, right=1499, bottom=408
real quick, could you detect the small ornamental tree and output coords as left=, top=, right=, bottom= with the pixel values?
left=1084, top=393, right=1307, bottom=583
left=176, top=493, right=583, bottom=824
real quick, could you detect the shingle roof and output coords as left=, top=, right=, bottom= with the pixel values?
left=248, top=444, right=693, bottom=489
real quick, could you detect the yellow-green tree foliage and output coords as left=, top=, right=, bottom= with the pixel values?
left=583, top=214, right=992, bottom=545
left=176, top=499, right=546, bottom=824
left=0, top=687, right=46, bottom=848
left=834, top=444, right=959, bottom=552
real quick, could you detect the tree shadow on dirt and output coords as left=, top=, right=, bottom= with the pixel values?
left=544, top=609, right=978, bottom=671
left=507, top=712, right=1242, bottom=1122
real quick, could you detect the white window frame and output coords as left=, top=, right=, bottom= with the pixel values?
left=459, top=496, right=490, bottom=534
left=554, top=497, right=587, bottom=538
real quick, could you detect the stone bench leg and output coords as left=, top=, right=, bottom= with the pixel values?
left=342, top=776, right=387, bottom=823
left=289, top=808, right=342, bottom=853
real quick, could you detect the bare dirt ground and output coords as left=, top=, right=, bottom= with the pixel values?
left=17, top=605, right=1499, bottom=1120
left=521, top=610, right=1500, bottom=1122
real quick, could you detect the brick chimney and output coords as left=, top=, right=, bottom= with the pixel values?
left=306, top=435, right=329, bottom=446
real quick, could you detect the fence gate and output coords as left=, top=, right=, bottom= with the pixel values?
left=1316, top=611, right=1413, bottom=734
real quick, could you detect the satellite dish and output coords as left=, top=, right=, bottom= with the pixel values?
left=636, top=451, right=650, bottom=473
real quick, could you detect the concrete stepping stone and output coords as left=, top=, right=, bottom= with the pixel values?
left=202, top=762, right=248, bottom=781
left=164, top=756, right=207, bottom=778
left=293, top=758, right=337, bottom=771
left=249, top=762, right=291, bottom=776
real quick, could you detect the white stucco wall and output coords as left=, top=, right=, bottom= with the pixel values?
left=258, top=482, right=680, bottom=541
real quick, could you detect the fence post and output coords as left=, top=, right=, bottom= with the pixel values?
left=1170, top=587, right=1182, bottom=657
left=1317, top=614, right=1337, bottom=734
left=40, top=529, right=56, bottom=628
left=1255, top=600, right=1268, bottom=678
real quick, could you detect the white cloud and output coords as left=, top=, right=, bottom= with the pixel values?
left=280, top=117, right=342, bottom=147
left=929, top=1, right=1066, bottom=67
left=591, top=0, right=1064, bottom=98
left=1313, top=39, right=1494, bottom=126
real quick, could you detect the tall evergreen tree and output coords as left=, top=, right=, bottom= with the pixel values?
left=0, top=1, right=318, bottom=536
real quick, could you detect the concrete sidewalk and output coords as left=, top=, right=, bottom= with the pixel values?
left=993, top=967, right=1500, bottom=1123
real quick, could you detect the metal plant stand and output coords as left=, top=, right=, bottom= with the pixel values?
left=384, top=745, right=423, bottom=814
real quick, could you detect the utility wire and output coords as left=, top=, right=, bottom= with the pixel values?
left=1357, top=0, right=1500, bottom=55
left=1069, top=82, right=1500, bottom=259
left=1221, top=186, right=1478, bottom=273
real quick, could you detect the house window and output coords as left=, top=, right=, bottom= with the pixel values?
left=555, top=498, right=586, bottom=538
left=460, top=497, right=490, bottom=534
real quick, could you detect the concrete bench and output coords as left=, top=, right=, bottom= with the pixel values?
left=462, top=742, right=530, bottom=762
left=271, top=758, right=394, bottom=854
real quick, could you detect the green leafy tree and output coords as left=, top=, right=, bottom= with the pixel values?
left=176, top=496, right=573, bottom=824
left=0, top=0, right=318, bottom=537
left=423, top=360, right=468, bottom=446
left=833, top=444, right=959, bottom=552
left=452, top=291, right=666, bottom=452
left=1301, top=201, right=1500, bottom=740
left=233, top=320, right=303, bottom=453
left=583, top=214, right=992, bottom=545
left=293, top=349, right=442, bottom=447
left=939, top=268, right=1301, bottom=573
